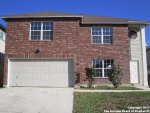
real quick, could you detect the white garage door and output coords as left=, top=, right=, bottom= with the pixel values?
left=9, top=59, right=73, bottom=87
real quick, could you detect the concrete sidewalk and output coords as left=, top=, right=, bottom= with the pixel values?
left=74, top=86, right=150, bottom=92
left=134, top=85, right=150, bottom=90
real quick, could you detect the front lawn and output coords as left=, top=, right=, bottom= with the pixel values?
left=73, top=92, right=150, bottom=113
left=79, top=85, right=142, bottom=90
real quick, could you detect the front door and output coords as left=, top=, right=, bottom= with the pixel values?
left=130, top=61, right=138, bottom=83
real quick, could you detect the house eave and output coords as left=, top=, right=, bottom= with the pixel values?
left=1, top=16, right=83, bottom=21
left=81, top=22, right=150, bottom=25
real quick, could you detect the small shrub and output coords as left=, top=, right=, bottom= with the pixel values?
left=85, top=67, right=95, bottom=88
left=108, top=64, right=123, bottom=88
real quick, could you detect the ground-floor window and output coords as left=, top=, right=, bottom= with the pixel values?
left=92, top=60, right=113, bottom=78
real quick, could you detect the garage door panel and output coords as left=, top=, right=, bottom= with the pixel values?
left=33, top=73, right=40, bottom=79
left=48, top=61, right=56, bottom=65
left=34, top=66, right=41, bottom=72
left=18, top=66, right=25, bottom=71
left=26, top=62, right=34, bottom=65
left=57, top=66, right=65, bottom=72
left=48, top=73, right=57, bottom=79
left=9, top=59, right=73, bottom=87
left=34, top=60, right=41, bottom=65
left=26, top=66, right=34, bottom=71
left=26, top=73, right=32, bottom=79
left=18, top=62, right=26, bottom=65
left=42, top=66, right=49, bottom=71
left=41, top=73, right=49, bottom=79
left=41, top=81, right=49, bottom=86
left=56, top=73, right=67, bottom=79
left=49, top=81, right=57, bottom=87
left=10, top=66, right=18, bottom=71
left=33, top=81, right=41, bottom=86
left=17, top=73, right=26, bottom=79
left=10, top=62, right=17, bottom=67
left=25, top=81, right=32, bottom=86
left=41, top=61, right=49, bottom=65
left=16, top=80, right=25, bottom=86
left=49, top=66, right=57, bottom=72
left=9, top=79, right=17, bottom=86
left=56, top=61, right=66, bottom=65
left=9, top=72, right=17, bottom=79
left=57, top=81, right=65, bottom=87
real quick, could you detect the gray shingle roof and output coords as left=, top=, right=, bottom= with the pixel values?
left=1, top=11, right=150, bottom=24
left=83, top=14, right=130, bottom=23
left=1, top=12, right=82, bottom=17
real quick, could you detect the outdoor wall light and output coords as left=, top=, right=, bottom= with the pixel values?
left=35, top=47, right=42, bottom=54
left=38, top=47, right=42, bottom=51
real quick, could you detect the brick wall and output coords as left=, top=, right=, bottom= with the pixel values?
left=3, top=18, right=130, bottom=86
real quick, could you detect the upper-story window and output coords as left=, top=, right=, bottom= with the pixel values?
left=0, top=30, right=6, bottom=41
left=30, top=22, right=53, bottom=40
left=92, top=27, right=112, bottom=44
left=128, top=30, right=138, bottom=39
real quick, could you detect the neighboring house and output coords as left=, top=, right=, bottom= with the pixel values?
left=147, top=46, right=150, bottom=71
left=0, top=24, right=6, bottom=65
left=0, top=24, right=6, bottom=87
left=1, top=12, right=150, bottom=88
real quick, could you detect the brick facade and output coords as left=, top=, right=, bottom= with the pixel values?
left=3, top=18, right=130, bottom=86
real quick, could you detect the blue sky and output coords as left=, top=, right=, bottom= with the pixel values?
left=0, top=0, right=150, bottom=45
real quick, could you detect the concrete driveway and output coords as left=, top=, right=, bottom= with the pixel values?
left=0, top=87, right=73, bottom=113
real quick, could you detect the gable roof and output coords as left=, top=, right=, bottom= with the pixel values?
left=1, top=11, right=150, bottom=25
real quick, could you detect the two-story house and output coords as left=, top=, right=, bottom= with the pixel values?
left=1, top=12, right=150, bottom=88
left=0, top=24, right=6, bottom=65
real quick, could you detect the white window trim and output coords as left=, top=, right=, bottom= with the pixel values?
left=92, top=60, right=113, bottom=78
left=30, top=21, right=53, bottom=41
left=91, top=27, right=112, bottom=44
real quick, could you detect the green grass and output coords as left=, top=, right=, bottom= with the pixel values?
left=73, top=92, right=150, bottom=113
left=79, top=85, right=142, bottom=90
